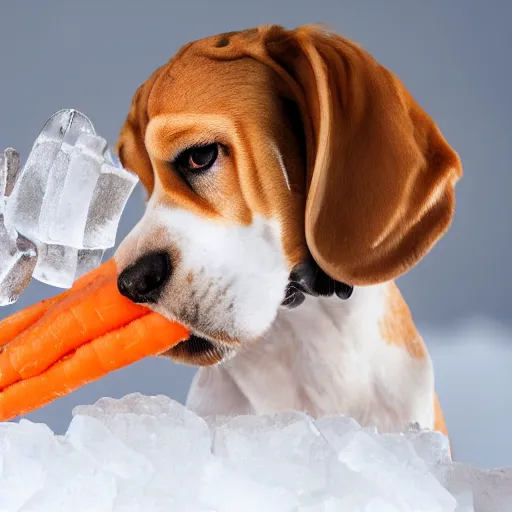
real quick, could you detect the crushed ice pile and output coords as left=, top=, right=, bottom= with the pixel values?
left=0, top=110, right=138, bottom=305
left=0, top=394, right=510, bottom=512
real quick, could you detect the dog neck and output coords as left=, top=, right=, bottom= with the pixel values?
left=187, top=282, right=436, bottom=433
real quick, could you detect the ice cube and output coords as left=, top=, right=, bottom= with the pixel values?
left=314, top=414, right=362, bottom=451
left=0, top=420, right=57, bottom=511
left=2, top=110, right=137, bottom=294
left=74, top=394, right=213, bottom=501
left=199, top=457, right=299, bottom=512
left=73, top=393, right=191, bottom=418
left=211, top=412, right=335, bottom=495
left=5, top=110, right=94, bottom=241
left=405, top=424, right=452, bottom=471
left=0, top=148, right=37, bottom=305
left=36, top=145, right=72, bottom=244
left=3, top=148, right=21, bottom=198
left=0, top=148, right=21, bottom=212
left=0, top=218, right=37, bottom=305
left=48, top=132, right=107, bottom=248
left=18, top=445, right=117, bottom=512
left=0, top=419, right=117, bottom=512
left=0, top=152, right=5, bottom=211
left=3, top=140, right=59, bottom=238
left=437, top=463, right=512, bottom=512
left=336, top=429, right=457, bottom=511
left=32, top=243, right=78, bottom=288
left=75, top=248, right=104, bottom=280
left=66, top=414, right=154, bottom=483
left=30, top=244, right=103, bottom=289
left=82, top=163, right=138, bottom=249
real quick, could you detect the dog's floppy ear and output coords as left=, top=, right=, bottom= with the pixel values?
left=116, top=66, right=165, bottom=195
left=257, top=25, right=463, bottom=285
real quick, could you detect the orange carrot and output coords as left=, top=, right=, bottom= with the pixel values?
left=0, top=259, right=116, bottom=348
left=0, top=312, right=188, bottom=421
left=0, top=263, right=150, bottom=389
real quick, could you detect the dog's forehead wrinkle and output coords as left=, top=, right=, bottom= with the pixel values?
left=149, top=53, right=278, bottom=120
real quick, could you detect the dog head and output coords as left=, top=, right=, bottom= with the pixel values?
left=114, top=25, right=462, bottom=366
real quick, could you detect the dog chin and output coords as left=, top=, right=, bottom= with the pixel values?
left=163, top=331, right=238, bottom=366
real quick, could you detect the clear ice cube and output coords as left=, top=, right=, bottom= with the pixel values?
left=36, top=144, right=72, bottom=244
left=48, top=132, right=107, bottom=248
left=3, top=148, right=21, bottom=197
left=1, top=109, right=137, bottom=295
left=0, top=148, right=21, bottom=213
left=5, top=110, right=95, bottom=242
left=66, top=414, right=154, bottom=483
left=0, top=149, right=37, bottom=305
left=211, top=412, right=335, bottom=495
left=83, top=163, right=138, bottom=249
left=75, top=248, right=104, bottom=280
left=336, top=429, right=457, bottom=511
left=32, top=243, right=78, bottom=289
left=0, top=224, right=37, bottom=305
left=74, top=394, right=213, bottom=502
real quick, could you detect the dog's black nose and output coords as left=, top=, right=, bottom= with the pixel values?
left=117, top=252, right=171, bottom=303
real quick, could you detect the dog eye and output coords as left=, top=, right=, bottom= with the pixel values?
left=174, top=143, right=219, bottom=173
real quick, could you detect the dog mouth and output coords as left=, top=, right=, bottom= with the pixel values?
left=165, top=331, right=235, bottom=366
left=163, top=256, right=354, bottom=366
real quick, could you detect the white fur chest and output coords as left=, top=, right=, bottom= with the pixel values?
left=186, top=283, right=435, bottom=433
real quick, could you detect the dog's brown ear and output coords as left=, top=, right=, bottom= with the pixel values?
left=255, top=25, right=463, bottom=285
left=116, top=66, right=165, bottom=195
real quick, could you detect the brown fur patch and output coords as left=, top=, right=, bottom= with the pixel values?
left=379, top=283, right=426, bottom=359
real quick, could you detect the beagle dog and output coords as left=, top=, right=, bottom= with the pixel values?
left=115, top=25, right=462, bottom=436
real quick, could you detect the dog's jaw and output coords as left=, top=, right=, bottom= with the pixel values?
left=115, top=188, right=291, bottom=356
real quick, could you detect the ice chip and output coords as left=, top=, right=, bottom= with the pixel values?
left=436, top=463, right=512, bottom=512
left=405, top=424, right=452, bottom=471
left=75, top=248, right=104, bottom=280
left=37, top=109, right=95, bottom=150
left=19, top=447, right=117, bottom=512
left=36, top=146, right=71, bottom=243
left=200, top=458, right=299, bottom=512
left=0, top=148, right=21, bottom=209
left=0, top=219, right=37, bottom=305
left=66, top=414, right=154, bottom=483
left=6, top=111, right=70, bottom=240
left=4, top=148, right=21, bottom=197
left=32, top=243, right=78, bottom=288
left=337, top=429, right=457, bottom=511
left=83, top=163, right=138, bottom=249
left=48, top=133, right=107, bottom=248
left=4, top=109, right=94, bottom=240
left=30, top=245, right=103, bottom=289
left=1, top=109, right=138, bottom=296
left=4, top=138, right=60, bottom=238
left=0, top=148, right=37, bottom=305
left=0, top=420, right=58, bottom=511
left=314, top=414, right=361, bottom=451
left=74, top=394, right=213, bottom=501
left=0, top=151, right=5, bottom=211
left=211, top=412, right=335, bottom=495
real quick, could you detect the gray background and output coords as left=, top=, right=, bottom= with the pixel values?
left=1, top=0, right=510, bottom=469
